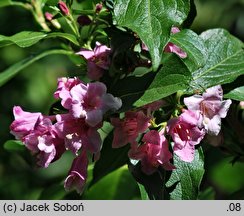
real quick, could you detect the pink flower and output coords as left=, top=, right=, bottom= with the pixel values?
left=54, top=77, right=82, bottom=109
left=64, top=151, right=88, bottom=194
left=70, top=82, right=122, bottom=127
left=111, top=111, right=151, bottom=148
left=77, top=42, right=111, bottom=80
left=167, top=110, right=205, bottom=162
left=10, top=106, right=65, bottom=167
left=10, top=106, right=42, bottom=139
left=184, top=85, right=232, bottom=135
left=129, top=130, right=175, bottom=175
left=164, top=27, right=187, bottom=58
left=55, top=114, right=102, bottom=155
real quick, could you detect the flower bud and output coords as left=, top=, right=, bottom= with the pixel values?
left=95, top=3, right=103, bottom=14
left=77, top=15, right=92, bottom=26
left=45, top=12, right=53, bottom=21
left=58, top=1, right=70, bottom=16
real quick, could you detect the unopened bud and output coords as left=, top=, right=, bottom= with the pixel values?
left=77, top=15, right=92, bottom=26
left=45, top=12, right=53, bottom=21
left=58, top=1, right=70, bottom=16
left=171, top=27, right=180, bottom=34
left=95, top=3, right=103, bottom=14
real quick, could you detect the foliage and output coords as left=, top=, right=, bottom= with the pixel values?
left=0, top=0, right=243, bottom=200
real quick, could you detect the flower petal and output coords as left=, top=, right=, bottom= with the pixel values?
left=203, top=115, right=221, bottom=136
left=184, top=95, right=203, bottom=111
left=174, top=142, right=195, bottom=162
left=142, top=130, right=160, bottom=145
left=203, top=85, right=223, bottom=100
left=219, top=99, right=232, bottom=118
left=85, top=109, right=103, bottom=127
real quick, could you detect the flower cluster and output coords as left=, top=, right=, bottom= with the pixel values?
left=77, top=42, right=111, bottom=81
left=111, top=100, right=175, bottom=174
left=167, top=85, right=231, bottom=162
left=9, top=21, right=232, bottom=192
left=10, top=78, right=122, bottom=194
left=112, top=85, right=231, bottom=172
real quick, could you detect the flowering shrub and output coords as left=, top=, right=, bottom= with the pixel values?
left=1, top=0, right=244, bottom=199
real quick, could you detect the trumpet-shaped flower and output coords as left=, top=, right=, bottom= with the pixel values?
left=167, top=110, right=205, bottom=162
left=184, top=85, right=232, bottom=135
left=111, top=111, right=151, bottom=148
left=77, top=42, right=111, bottom=80
left=55, top=114, right=102, bottom=155
left=70, top=82, right=122, bottom=127
left=10, top=106, right=65, bottom=168
left=10, top=106, right=42, bottom=139
left=128, top=130, right=175, bottom=175
left=64, top=151, right=88, bottom=194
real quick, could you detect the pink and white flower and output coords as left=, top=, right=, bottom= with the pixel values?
left=64, top=151, right=88, bottom=194
left=184, top=85, right=232, bottom=135
left=111, top=111, right=151, bottom=148
left=167, top=110, right=205, bottom=162
left=77, top=42, right=111, bottom=80
left=129, top=130, right=175, bottom=175
left=10, top=106, right=65, bottom=168
left=69, top=81, right=122, bottom=127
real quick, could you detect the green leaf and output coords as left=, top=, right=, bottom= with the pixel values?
left=113, top=0, right=190, bottom=71
left=46, top=32, right=80, bottom=46
left=129, top=163, right=167, bottom=200
left=134, top=55, right=191, bottom=107
left=0, top=0, right=12, bottom=7
left=0, top=31, right=80, bottom=48
left=190, top=28, right=244, bottom=91
left=90, top=131, right=130, bottom=186
left=0, top=32, right=47, bottom=48
left=0, top=49, right=74, bottom=87
left=170, top=29, right=207, bottom=71
left=138, top=183, right=150, bottom=200
left=224, top=86, right=244, bottom=101
left=3, top=140, right=25, bottom=152
left=0, top=0, right=31, bottom=10
left=166, top=148, right=205, bottom=200
left=84, top=166, right=140, bottom=199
